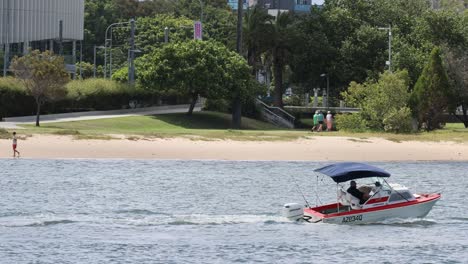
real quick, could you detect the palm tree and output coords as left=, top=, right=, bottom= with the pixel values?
left=270, top=11, right=295, bottom=108
left=243, top=6, right=273, bottom=76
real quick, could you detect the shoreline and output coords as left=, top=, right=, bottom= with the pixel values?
left=1, top=135, right=467, bottom=161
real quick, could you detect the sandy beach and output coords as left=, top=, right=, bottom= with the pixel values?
left=0, top=135, right=467, bottom=161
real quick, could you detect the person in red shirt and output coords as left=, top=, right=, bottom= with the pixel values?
left=12, top=131, right=20, bottom=158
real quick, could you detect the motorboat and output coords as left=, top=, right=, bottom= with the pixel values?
left=282, top=162, right=441, bottom=224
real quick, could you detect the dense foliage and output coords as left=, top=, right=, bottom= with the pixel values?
left=0, top=77, right=34, bottom=119
left=0, top=78, right=163, bottom=118
left=138, top=40, right=259, bottom=115
left=338, top=70, right=412, bottom=132
left=2, top=0, right=467, bottom=132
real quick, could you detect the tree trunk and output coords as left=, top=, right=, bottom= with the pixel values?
left=248, top=49, right=257, bottom=76
left=460, top=105, right=468, bottom=128
left=187, top=94, right=198, bottom=116
left=232, top=96, right=242, bottom=129
left=233, top=0, right=243, bottom=129
left=273, top=53, right=283, bottom=108
left=35, top=100, right=41, bottom=127
left=453, top=105, right=468, bottom=128
left=236, top=0, right=243, bottom=54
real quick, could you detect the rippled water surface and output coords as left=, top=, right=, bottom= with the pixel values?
left=0, top=159, right=467, bottom=263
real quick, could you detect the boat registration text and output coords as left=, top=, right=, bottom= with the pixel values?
left=342, top=215, right=362, bottom=223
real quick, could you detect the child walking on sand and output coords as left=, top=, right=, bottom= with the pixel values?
left=12, top=132, right=20, bottom=158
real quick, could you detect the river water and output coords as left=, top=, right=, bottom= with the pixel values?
left=0, top=159, right=466, bottom=263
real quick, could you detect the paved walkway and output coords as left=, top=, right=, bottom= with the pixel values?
left=0, top=104, right=201, bottom=129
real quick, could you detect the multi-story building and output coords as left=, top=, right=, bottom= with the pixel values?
left=228, top=0, right=322, bottom=12
left=228, top=0, right=250, bottom=10
left=0, top=0, right=84, bottom=77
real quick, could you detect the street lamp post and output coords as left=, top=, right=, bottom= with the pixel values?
left=104, top=20, right=133, bottom=78
left=93, top=45, right=105, bottom=78
left=164, top=27, right=169, bottom=43
left=128, top=19, right=136, bottom=85
left=378, top=25, right=392, bottom=72
left=128, top=49, right=141, bottom=85
left=320, top=73, right=329, bottom=107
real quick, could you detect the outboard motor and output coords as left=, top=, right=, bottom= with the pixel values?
left=282, top=203, right=304, bottom=221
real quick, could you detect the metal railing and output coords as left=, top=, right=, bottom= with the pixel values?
left=256, top=99, right=295, bottom=128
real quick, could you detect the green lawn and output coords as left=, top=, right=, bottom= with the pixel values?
left=16, top=111, right=468, bottom=142
left=20, top=111, right=306, bottom=141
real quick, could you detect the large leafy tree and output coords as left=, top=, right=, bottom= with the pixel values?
left=10, top=50, right=70, bottom=126
left=289, top=7, right=333, bottom=96
left=410, top=47, right=454, bottom=131
left=136, top=0, right=175, bottom=17
left=171, top=0, right=236, bottom=48
left=295, top=0, right=407, bottom=93
left=130, top=15, right=193, bottom=53
left=84, top=0, right=119, bottom=63
left=138, top=40, right=256, bottom=121
left=108, top=14, right=194, bottom=76
left=109, top=11, right=235, bottom=71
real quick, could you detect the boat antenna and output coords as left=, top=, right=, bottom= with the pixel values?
left=290, top=175, right=311, bottom=208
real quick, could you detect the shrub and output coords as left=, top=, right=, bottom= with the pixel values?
left=341, top=70, right=412, bottom=132
left=283, top=95, right=303, bottom=106
left=65, top=79, right=155, bottom=110
left=112, top=67, right=128, bottom=83
left=383, top=107, right=413, bottom=133
left=335, top=113, right=368, bottom=132
left=0, top=77, right=35, bottom=118
left=76, top=62, right=104, bottom=79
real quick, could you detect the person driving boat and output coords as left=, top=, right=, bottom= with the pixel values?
left=347, top=181, right=369, bottom=204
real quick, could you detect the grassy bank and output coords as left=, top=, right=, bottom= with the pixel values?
left=21, top=112, right=303, bottom=141
left=17, top=111, right=468, bottom=142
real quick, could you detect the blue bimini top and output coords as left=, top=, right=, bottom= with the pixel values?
left=314, top=162, right=391, bottom=183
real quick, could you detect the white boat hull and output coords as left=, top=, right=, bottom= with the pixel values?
left=309, top=198, right=439, bottom=224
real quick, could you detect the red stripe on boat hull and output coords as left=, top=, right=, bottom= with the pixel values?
left=304, top=193, right=441, bottom=219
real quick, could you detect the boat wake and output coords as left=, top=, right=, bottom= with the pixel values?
left=24, top=219, right=76, bottom=227
left=114, top=209, right=172, bottom=216
left=449, top=217, right=468, bottom=222
left=0, top=212, right=288, bottom=227
left=368, top=218, right=437, bottom=227
left=165, top=214, right=288, bottom=226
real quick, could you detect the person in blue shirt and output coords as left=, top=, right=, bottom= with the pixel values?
left=317, top=111, right=324, bottom=132
left=312, top=111, right=318, bottom=132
